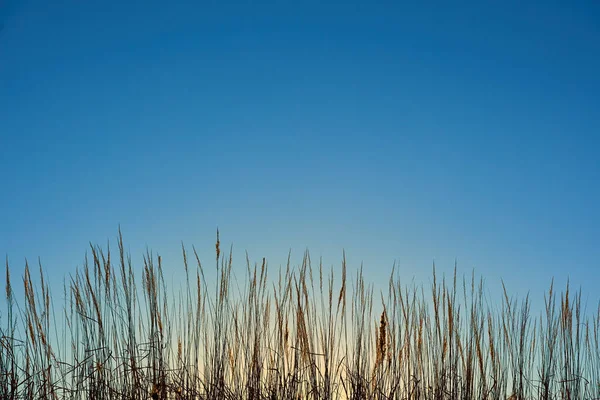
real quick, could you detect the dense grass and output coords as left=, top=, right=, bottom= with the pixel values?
left=1, top=230, right=599, bottom=399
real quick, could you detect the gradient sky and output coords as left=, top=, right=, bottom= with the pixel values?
left=1, top=1, right=599, bottom=310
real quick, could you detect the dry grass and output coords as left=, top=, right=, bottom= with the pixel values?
left=1, top=230, right=599, bottom=399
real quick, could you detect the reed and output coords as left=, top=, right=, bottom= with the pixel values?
left=1, top=230, right=598, bottom=399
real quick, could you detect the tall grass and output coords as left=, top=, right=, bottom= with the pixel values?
left=1, top=230, right=599, bottom=399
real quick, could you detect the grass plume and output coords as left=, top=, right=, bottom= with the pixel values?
left=1, top=231, right=599, bottom=399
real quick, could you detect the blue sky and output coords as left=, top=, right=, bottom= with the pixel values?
left=1, top=1, right=599, bottom=308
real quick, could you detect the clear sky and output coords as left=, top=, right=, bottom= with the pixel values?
left=1, top=1, right=599, bottom=308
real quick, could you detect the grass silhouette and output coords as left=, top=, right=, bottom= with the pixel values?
left=1, top=229, right=598, bottom=399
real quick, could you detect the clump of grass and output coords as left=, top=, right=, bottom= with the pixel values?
left=1, top=230, right=599, bottom=399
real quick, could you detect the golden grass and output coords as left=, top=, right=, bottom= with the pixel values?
left=0, top=230, right=599, bottom=399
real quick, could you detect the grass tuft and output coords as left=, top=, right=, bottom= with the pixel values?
left=1, top=231, right=599, bottom=399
